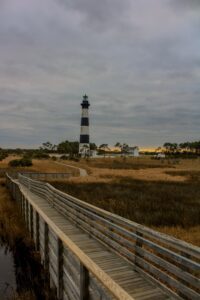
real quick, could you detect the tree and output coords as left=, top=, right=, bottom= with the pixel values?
left=99, top=144, right=108, bottom=151
left=115, top=142, right=122, bottom=148
left=90, top=143, right=97, bottom=150
left=0, top=150, right=8, bottom=161
left=121, top=143, right=129, bottom=153
left=179, top=142, right=190, bottom=153
left=163, top=143, right=178, bottom=154
left=57, top=140, right=79, bottom=156
left=155, top=147, right=162, bottom=153
left=98, top=144, right=108, bottom=157
left=191, top=141, right=200, bottom=154
left=41, top=141, right=57, bottom=152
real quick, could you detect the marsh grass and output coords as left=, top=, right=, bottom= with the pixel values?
left=31, top=160, right=77, bottom=174
left=165, top=170, right=200, bottom=182
left=0, top=180, right=55, bottom=300
left=51, top=176, right=200, bottom=245
left=78, top=157, right=176, bottom=170
left=0, top=158, right=78, bottom=178
left=9, top=291, right=36, bottom=300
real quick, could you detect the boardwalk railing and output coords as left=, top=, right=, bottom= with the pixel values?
left=7, top=173, right=200, bottom=300
left=19, top=172, right=71, bottom=180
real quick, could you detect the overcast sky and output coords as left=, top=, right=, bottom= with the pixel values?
left=0, top=0, right=199, bottom=148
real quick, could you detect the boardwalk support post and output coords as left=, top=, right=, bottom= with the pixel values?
left=30, top=205, right=33, bottom=238
left=44, top=222, right=49, bottom=275
left=36, top=212, right=40, bottom=251
left=6, top=173, right=200, bottom=300
left=80, top=264, right=89, bottom=300
left=25, top=199, right=28, bottom=228
left=58, top=238, right=63, bottom=300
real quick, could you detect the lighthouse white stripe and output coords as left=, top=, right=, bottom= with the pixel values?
left=81, top=109, right=89, bottom=118
left=80, top=126, right=89, bottom=135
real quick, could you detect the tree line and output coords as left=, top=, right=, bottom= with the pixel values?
left=1, top=139, right=200, bottom=163
left=162, top=140, right=200, bottom=154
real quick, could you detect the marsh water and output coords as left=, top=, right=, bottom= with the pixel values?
left=0, top=239, right=49, bottom=300
left=0, top=245, right=16, bottom=299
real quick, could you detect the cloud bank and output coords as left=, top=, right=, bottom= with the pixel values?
left=0, top=0, right=199, bottom=147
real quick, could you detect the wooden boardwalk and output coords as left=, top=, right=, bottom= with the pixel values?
left=6, top=173, right=200, bottom=300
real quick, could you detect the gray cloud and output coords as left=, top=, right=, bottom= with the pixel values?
left=59, top=0, right=131, bottom=31
left=170, top=0, right=200, bottom=11
left=0, top=0, right=199, bottom=148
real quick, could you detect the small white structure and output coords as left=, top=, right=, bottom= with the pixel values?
left=127, top=146, right=140, bottom=157
left=90, top=150, right=98, bottom=157
left=154, top=153, right=165, bottom=159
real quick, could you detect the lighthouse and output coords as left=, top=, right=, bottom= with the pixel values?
left=79, top=94, right=90, bottom=157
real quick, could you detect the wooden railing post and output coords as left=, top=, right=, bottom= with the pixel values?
left=44, top=222, right=49, bottom=274
left=22, top=196, right=25, bottom=219
left=135, top=231, right=143, bottom=267
left=80, top=264, right=89, bottom=300
left=8, top=172, right=200, bottom=300
left=36, top=212, right=40, bottom=251
left=30, top=205, right=33, bottom=238
left=57, top=238, right=63, bottom=300
left=25, top=199, right=29, bottom=228
left=20, top=193, right=22, bottom=214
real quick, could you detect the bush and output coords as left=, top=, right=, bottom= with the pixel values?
left=0, top=151, right=8, bottom=161
left=51, top=156, right=57, bottom=161
left=9, top=158, right=32, bottom=167
left=60, top=155, right=69, bottom=160
left=32, top=152, right=50, bottom=159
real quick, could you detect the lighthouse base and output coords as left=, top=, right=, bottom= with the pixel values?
left=79, top=143, right=90, bottom=157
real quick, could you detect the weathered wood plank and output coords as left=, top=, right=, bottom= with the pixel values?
left=7, top=173, right=200, bottom=300
left=80, top=264, right=89, bottom=300
left=15, top=183, right=137, bottom=299
left=52, top=190, right=200, bottom=271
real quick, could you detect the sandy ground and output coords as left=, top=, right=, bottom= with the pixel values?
left=0, top=155, right=21, bottom=167
left=0, top=158, right=77, bottom=175
left=55, top=161, right=87, bottom=176
left=31, top=159, right=78, bottom=174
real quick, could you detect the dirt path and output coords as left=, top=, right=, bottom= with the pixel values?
left=55, top=161, right=88, bottom=177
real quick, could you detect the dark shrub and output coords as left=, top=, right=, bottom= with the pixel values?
left=9, top=158, right=32, bottom=167
left=9, top=159, right=21, bottom=167
left=33, top=152, right=49, bottom=159
left=60, top=155, right=69, bottom=160
left=20, top=158, right=32, bottom=166
left=0, top=151, right=8, bottom=161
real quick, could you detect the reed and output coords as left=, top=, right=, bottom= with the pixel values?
left=0, top=180, right=55, bottom=300
left=51, top=176, right=200, bottom=246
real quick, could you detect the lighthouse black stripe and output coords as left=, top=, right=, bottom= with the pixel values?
left=81, top=118, right=89, bottom=126
left=81, top=102, right=90, bottom=109
left=80, top=135, right=89, bottom=143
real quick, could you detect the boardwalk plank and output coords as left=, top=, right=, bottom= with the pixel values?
left=10, top=180, right=174, bottom=300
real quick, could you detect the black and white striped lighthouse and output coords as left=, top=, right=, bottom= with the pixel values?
left=79, top=94, right=90, bottom=156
